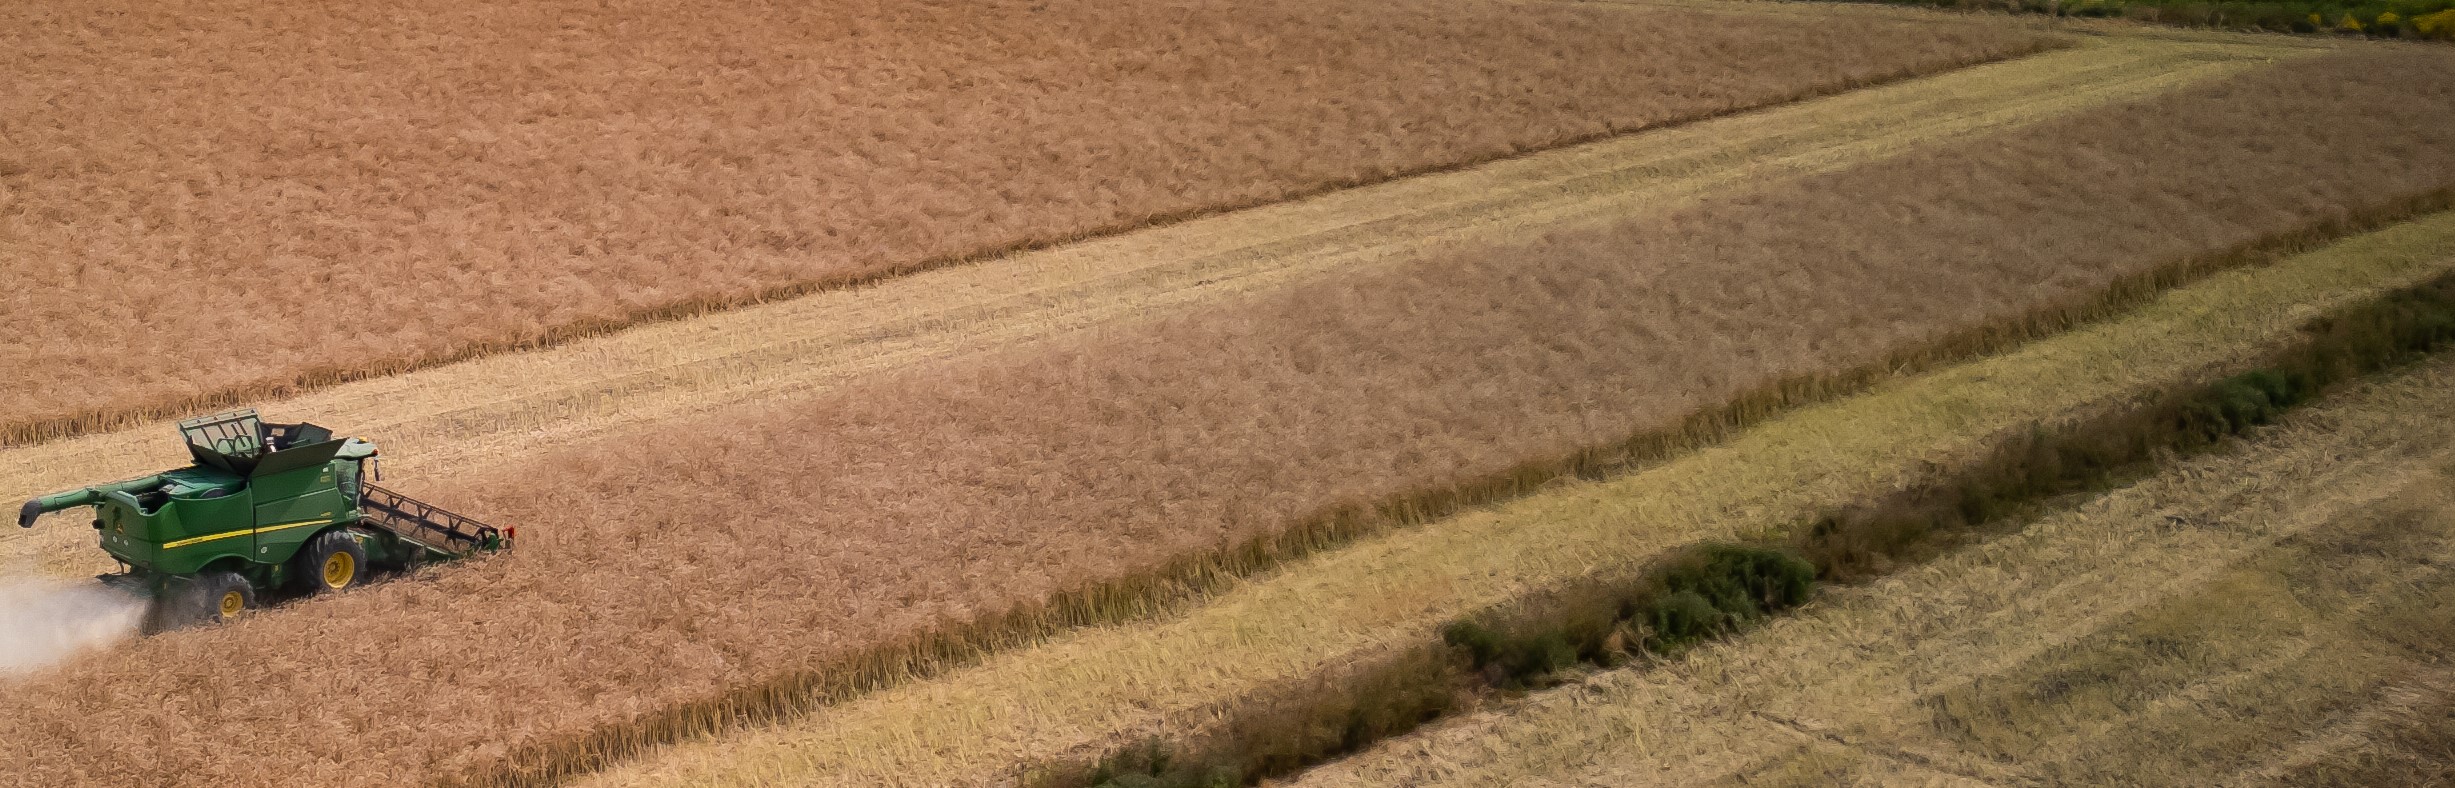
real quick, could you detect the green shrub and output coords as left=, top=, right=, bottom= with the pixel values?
left=1439, top=620, right=1576, bottom=686
left=1443, top=544, right=1815, bottom=681
left=1439, top=620, right=1503, bottom=666
left=1643, top=590, right=1728, bottom=647
left=1662, top=544, right=1817, bottom=622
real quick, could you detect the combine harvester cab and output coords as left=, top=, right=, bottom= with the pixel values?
left=16, top=408, right=511, bottom=631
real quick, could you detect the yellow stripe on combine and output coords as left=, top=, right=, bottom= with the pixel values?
left=159, top=530, right=250, bottom=550
left=251, top=519, right=330, bottom=537
left=158, top=518, right=330, bottom=550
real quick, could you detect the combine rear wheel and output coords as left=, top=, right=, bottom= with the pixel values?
left=291, top=530, right=368, bottom=595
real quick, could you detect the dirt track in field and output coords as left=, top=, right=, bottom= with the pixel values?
left=1290, top=354, right=2455, bottom=788
left=0, top=34, right=2297, bottom=580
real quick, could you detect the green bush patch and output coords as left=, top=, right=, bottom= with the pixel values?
left=1848, top=0, right=2455, bottom=40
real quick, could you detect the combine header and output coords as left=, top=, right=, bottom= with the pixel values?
left=17, top=409, right=510, bottom=630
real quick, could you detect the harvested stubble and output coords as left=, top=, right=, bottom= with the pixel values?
left=6, top=49, right=2455, bottom=788
left=2282, top=668, right=2455, bottom=786
left=1295, top=357, right=2455, bottom=788
left=0, top=0, right=2054, bottom=447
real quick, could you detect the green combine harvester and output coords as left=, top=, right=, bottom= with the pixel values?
left=16, top=409, right=510, bottom=631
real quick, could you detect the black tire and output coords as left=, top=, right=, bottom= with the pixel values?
left=290, top=529, right=369, bottom=596
left=149, top=570, right=254, bottom=633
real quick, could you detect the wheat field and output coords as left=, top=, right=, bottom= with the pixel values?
left=2, top=45, right=2452, bottom=787
left=0, top=0, right=2052, bottom=446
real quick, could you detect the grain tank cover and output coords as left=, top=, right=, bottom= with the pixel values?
left=178, top=409, right=341, bottom=476
left=180, top=409, right=269, bottom=474
left=247, top=437, right=348, bottom=478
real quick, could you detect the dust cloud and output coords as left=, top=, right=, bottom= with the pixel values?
left=0, top=578, right=146, bottom=676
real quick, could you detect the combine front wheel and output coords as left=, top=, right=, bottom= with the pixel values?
left=201, top=572, right=254, bottom=622
left=149, top=570, right=255, bottom=632
left=291, top=530, right=368, bottom=595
